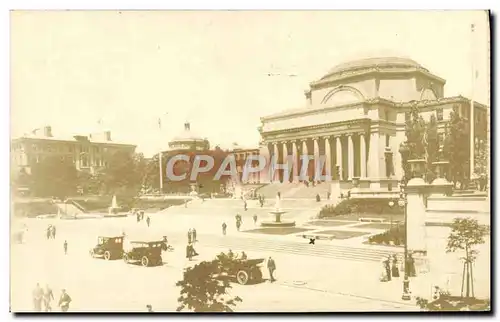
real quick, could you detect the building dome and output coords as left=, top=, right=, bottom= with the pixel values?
left=321, top=56, right=427, bottom=80
left=168, top=122, right=209, bottom=151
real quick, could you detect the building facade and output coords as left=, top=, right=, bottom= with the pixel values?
left=258, top=57, right=488, bottom=189
left=10, top=126, right=136, bottom=175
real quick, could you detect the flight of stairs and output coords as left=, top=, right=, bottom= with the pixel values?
left=183, top=232, right=404, bottom=263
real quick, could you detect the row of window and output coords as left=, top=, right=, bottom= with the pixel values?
left=24, top=144, right=103, bottom=154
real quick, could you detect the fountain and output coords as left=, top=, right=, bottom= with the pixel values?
left=260, top=192, right=296, bottom=228
left=108, top=195, right=120, bottom=215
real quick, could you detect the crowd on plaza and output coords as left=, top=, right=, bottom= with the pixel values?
left=379, top=253, right=416, bottom=283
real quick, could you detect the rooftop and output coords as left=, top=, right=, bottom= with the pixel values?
left=320, top=56, right=428, bottom=80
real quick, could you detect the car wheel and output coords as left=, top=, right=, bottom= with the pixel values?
left=236, top=270, right=249, bottom=285
left=251, top=269, right=263, bottom=282
left=123, top=254, right=129, bottom=263
left=141, top=256, right=149, bottom=267
left=104, top=251, right=111, bottom=260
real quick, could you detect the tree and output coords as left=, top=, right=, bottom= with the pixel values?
left=30, top=155, right=78, bottom=198
left=474, top=139, right=488, bottom=177
left=443, top=105, right=470, bottom=189
left=100, top=151, right=146, bottom=196
left=446, top=218, right=488, bottom=299
left=176, top=254, right=242, bottom=312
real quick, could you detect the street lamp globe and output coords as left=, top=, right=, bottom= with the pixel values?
left=398, top=199, right=405, bottom=207
left=388, top=201, right=395, bottom=207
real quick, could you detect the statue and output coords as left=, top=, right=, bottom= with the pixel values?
left=274, top=192, right=281, bottom=212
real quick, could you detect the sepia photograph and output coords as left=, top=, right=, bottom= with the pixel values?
left=9, top=10, right=491, bottom=313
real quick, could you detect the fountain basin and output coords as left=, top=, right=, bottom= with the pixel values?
left=260, top=210, right=296, bottom=228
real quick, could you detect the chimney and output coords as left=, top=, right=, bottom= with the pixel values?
left=44, top=126, right=53, bottom=137
left=104, top=131, right=112, bottom=141
left=184, top=122, right=190, bottom=131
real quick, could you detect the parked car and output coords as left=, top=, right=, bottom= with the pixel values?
left=90, top=236, right=124, bottom=260
left=216, top=253, right=264, bottom=285
left=123, top=241, right=163, bottom=267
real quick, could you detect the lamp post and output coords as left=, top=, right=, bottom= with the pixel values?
left=398, top=141, right=411, bottom=301
left=398, top=182, right=411, bottom=300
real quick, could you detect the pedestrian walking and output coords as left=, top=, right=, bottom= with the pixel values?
left=384, top=255, right=392, bottom=281
left=267, top=257, right=276, bottom=282
left=236, top=220, right=241, bottom=232
left=253, top=214, right=258, bottom=225
left=391, top=254, right=400, bottom=278
left=63, top=240, right=68, bottom=255
left=46, top=226, right=51, bottom=240
left=188, top=229, right=192, bottom=244
left=146, top=304, right=154, bottom=312
left=32, top=283, right=43, bottom=312
left=222, top=222, right=227, bottom=236
left=43, top=284, right=54, bottom=312
left=52, top=225, right=56, bottom=239
left=58, top=289, right=72, bottom=312
left=192, top=228, right=197, bottom=243
left=146, top=216, right=151, bottom=227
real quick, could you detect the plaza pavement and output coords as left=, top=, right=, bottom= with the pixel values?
left=10, top=207, right=490, bottom=312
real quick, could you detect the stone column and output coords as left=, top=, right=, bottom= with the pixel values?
left=347, top=134, right=354, bottom=180
left=335, top=136, right=343, bottom=181
left=324, top=136, right=332, bottom=180
left=292, top=140, right=299, bottom=183
left=368, top=132, right=380, bottom=179
left=301, top=139, right=309, bottom=181
left=273, top=142, right=279, bottom=183
left=282, top=141, right=290, bottom=183
left=359, top=133, right=367, bottom=178
left=313, top=137, right=320, bottom=181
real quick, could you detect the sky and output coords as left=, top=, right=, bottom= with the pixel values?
left=10, top=10, right=490, bottom=157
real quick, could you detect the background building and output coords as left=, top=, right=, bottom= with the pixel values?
left=10, top=126, right=136, bottom=175
left=258, top=57, right=488, bottom=190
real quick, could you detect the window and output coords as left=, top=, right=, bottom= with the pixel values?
left=436, top=108, right=443, bottom=121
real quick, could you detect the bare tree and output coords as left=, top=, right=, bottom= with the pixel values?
left=446, top=218, right=488, bottom=298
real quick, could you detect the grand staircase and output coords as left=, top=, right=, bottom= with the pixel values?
left=256, top=182, right=331, bottom=200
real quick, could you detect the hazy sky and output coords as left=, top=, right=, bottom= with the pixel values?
left=10, top=10, right=489, bottom=156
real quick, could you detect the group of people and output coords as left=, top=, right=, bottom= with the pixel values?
left=46, top=225, right=56, bottom=239
left=135, top=210, right=151, bottom=227
left=186, top=228, right=199, bottom=261
left=380, top=253, right=416, bottom=282
left=32, top=283, right=71, bottom=312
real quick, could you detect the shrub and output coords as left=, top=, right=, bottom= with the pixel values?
left=318, top=198, right=404, bottom=218
left=368, top=225, right=406, bottom=245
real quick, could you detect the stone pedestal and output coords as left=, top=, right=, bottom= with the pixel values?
left=405, top=177, right=428, bottom=254
left=431, top=161, right=453, bottom=197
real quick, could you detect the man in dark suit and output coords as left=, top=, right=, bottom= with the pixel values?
left=267, top=257, right=276, bottom=282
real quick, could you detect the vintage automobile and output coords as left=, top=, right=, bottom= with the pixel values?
left=217, top=253, right=264, bottom=285
left=123, top=241, right=163, bottom=267
left=89, top=236, right=124, bottom=260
